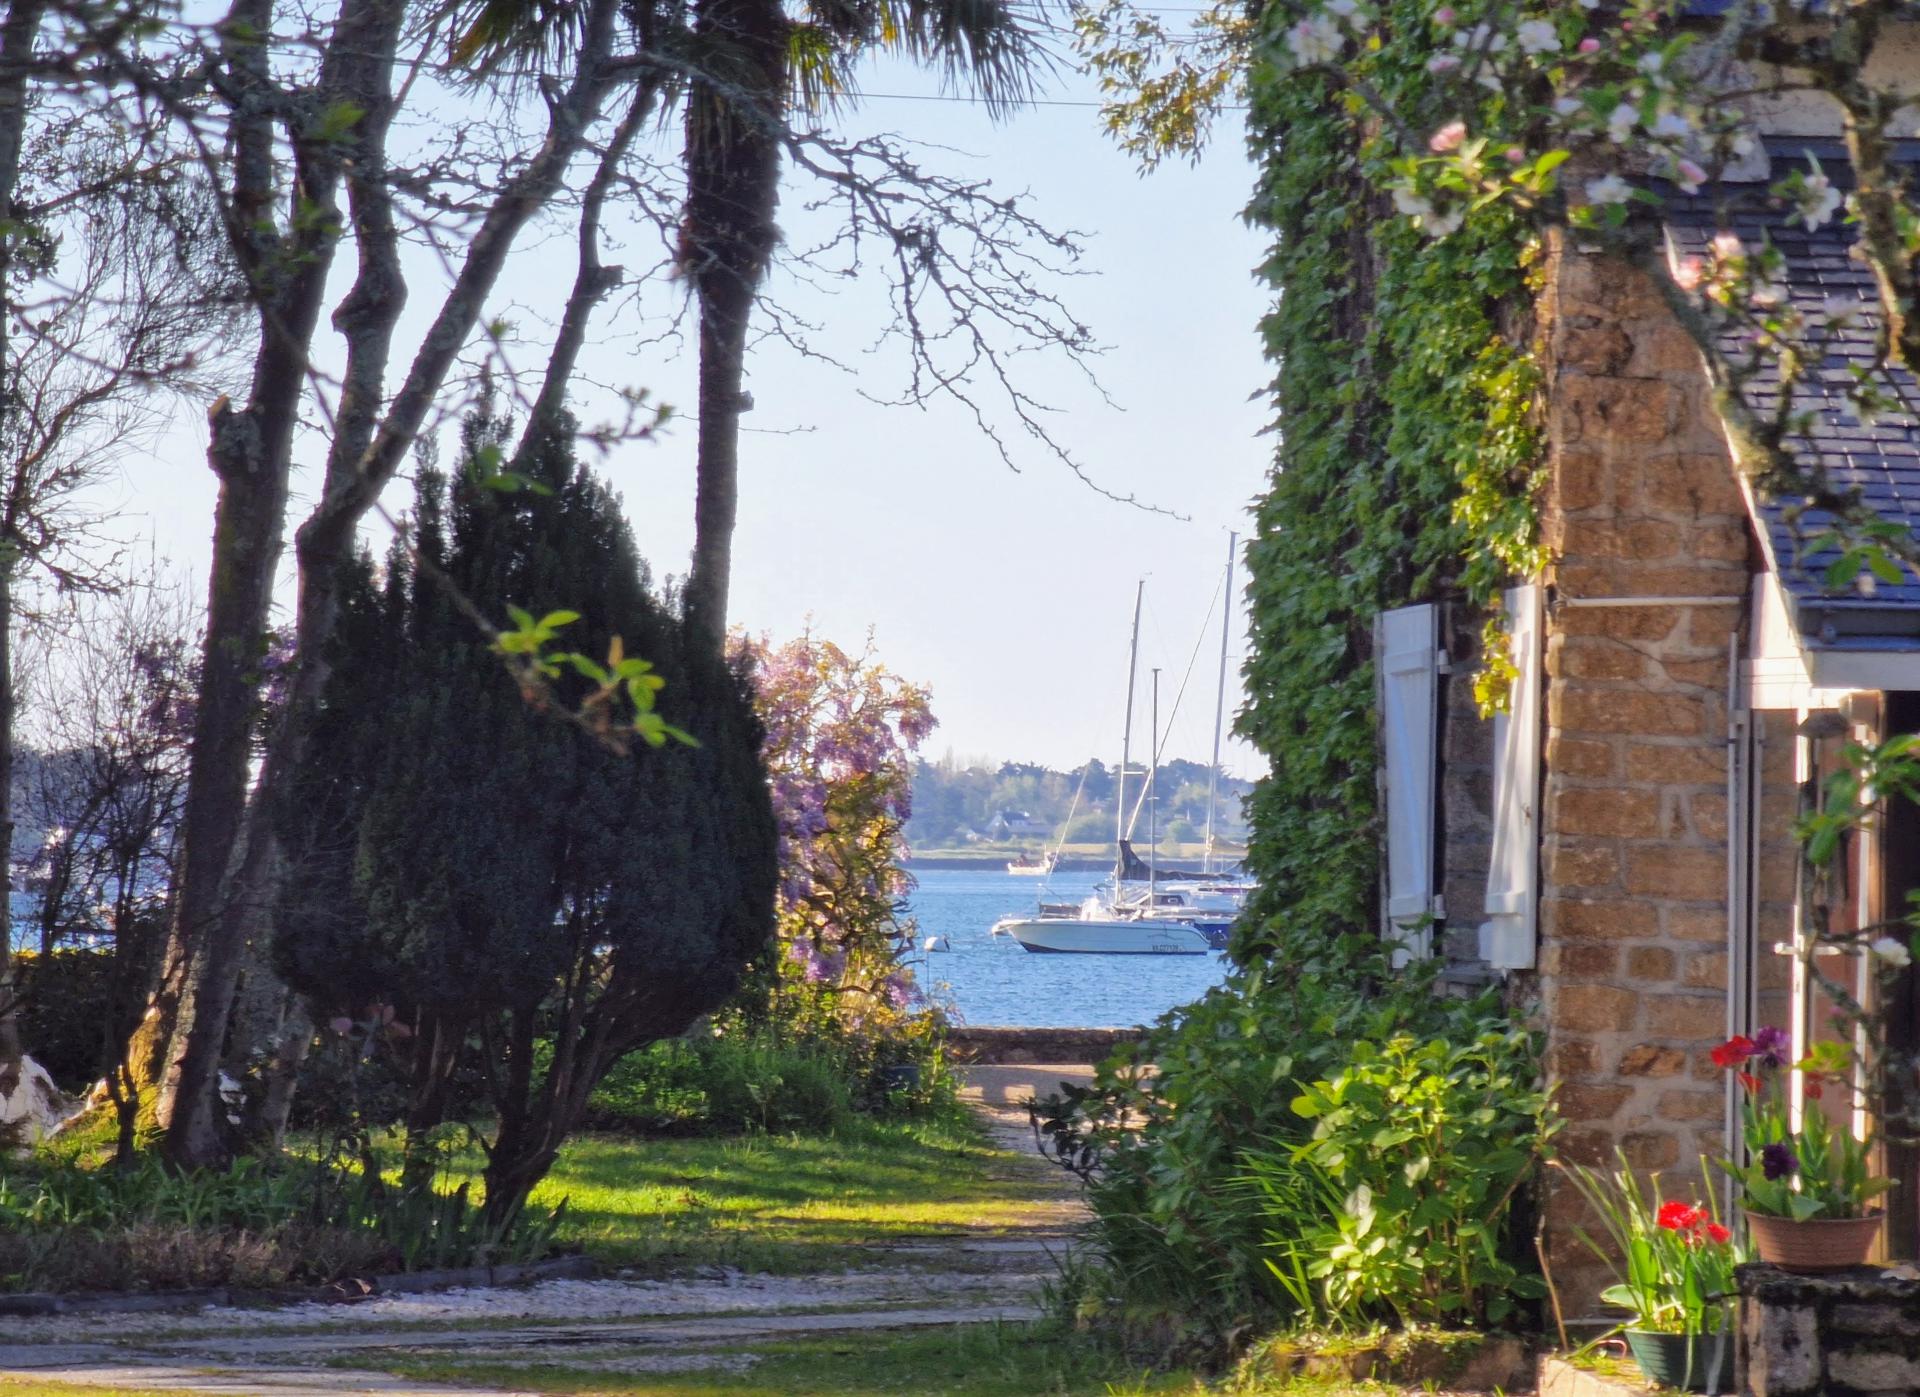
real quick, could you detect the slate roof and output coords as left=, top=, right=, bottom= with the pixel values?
left=1660, top=137, right=1920, bottom=650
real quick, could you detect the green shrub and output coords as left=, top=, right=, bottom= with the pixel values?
left=582, top=1028, right=957, bottom=1137
left=1033, top=952, right=1555, bottom=1351
left=1252, top=1025, right=1557, bottom=1330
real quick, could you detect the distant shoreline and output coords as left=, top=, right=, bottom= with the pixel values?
left=903, top=845, right=1247, bottom=873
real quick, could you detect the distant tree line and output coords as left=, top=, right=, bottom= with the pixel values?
left=904, top=757, right=1253, bottom=850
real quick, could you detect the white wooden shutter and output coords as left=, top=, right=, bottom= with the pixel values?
left=1378, top=603, right=1442, bottom=966
left=1478, top=584, right=1543, bottom=971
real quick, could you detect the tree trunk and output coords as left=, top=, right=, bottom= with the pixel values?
left=0, top=0, right=52, bottom=1107
left=152, top=425, right=293, bottom=1165
left=681, top=0, right=787, bottom=660
left=0, top=564, right=19, bottom=1099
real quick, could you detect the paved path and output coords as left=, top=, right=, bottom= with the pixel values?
left=0, top=1069, right=1091, bottom=1396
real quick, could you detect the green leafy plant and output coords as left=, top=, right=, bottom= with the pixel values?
left=1558, top=1154, right=1742, bottom=1335
left=1269, top=1026, right=1558, bottom=1329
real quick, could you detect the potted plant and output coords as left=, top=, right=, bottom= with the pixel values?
left=1711, top=1028, right=1893, bottom=1273
left=1560, top=1156, right=1740, bottom=1392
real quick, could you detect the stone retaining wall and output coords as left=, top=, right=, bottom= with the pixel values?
left=1737, top=1263, right=1920, bottom=1396
left=945, top=1027, right=1141, bottom=1064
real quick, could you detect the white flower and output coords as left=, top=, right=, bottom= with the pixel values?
left=1325, top=0, right=1367, bottom=17
left=1749, top=278, right=1788, bottom=308
left=1451, top=21, right=1507, bottom=53
left=1638, top=51, right=1665, bottom=76
left=1670, top=254, right=1706, bottom=290
left=1711, top=230, right=1744, bottom=261
left=1795, top=173, right=1843, bottom=231
left=1675, top=158, right=1708, bottom=194
left=1871, top=936, right=1913, bottom=969
left=1585, top=173, right=1634, bottom=205
left=1392, top=187, right=1433, bottom=219
left=1652, top=110, right=1693, bottom=142
left=1425, top=206, right=1464, bottom=237
left=1552, top=95, right=1583, bottom=118
left=1515, top=19, right=1559, bottom=55
left=1286, top=14, right=1345, bottom=65
left=1608, top=102, right=1639, bottom=144
left=1427, top=52, right=1462, bottom=74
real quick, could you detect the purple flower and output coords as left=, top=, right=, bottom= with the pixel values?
left=1752, top=1026, right=1792, bottom=1069
left=1761, top=1142, right=1797, bottom=1181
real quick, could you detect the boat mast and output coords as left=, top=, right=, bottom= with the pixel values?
left=1148, top=667, right=1160, bottom=890
left=1114, top=579, right=1145, bottom=875
left=1204, top=531, right=1237, bottom=875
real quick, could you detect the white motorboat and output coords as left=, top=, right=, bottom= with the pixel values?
left=1001, top=915, right=1211, bottom=955
left=1006, top=851, right=1058, bottom=875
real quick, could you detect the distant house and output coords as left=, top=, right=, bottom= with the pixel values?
left=1374, top=136, right=1920, bottom=1285
left=983, top=810, right=1051, bottom=841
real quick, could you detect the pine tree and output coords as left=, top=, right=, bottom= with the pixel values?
left=275, top=411, right=776, bottom=1220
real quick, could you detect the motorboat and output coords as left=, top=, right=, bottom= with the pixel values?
left=1006, top=851, right=1058, bottom=875
left=1001, top=914, right=1211, bottom=955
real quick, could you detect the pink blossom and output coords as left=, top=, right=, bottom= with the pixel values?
left=1671, top=255, right=1706, bottom=291
left=1428, top=120, right=1467, bottom=153
left=1434, top=5, right=1455, bottom=22
left=1578, top=36, right=1599, bottom=53
left=1505, top=147, right=1525, bottom=164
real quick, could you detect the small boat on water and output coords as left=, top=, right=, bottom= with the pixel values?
left=1006, top=850, right=1058, bottom=875
left=999, top=913, right=1211, bottom=955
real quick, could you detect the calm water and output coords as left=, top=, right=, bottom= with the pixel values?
left=900, top=866, right=1233, bottom=1028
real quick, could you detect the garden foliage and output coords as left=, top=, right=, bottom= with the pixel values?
left=1036, top=956, right=1553, bottom=1345
left=274, top=409, right=777, bottom=1222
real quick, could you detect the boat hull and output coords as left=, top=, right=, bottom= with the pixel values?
left=1002, top=918, right=1212, bottom=955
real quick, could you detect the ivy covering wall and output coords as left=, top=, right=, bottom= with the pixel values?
left=1235, top=13, right=1543, bottom=967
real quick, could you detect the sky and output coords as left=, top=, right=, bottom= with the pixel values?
left=101, top=18, right=1275, bottom=778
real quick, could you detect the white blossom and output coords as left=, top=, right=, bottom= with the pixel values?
left=1585, top=173, right=1634, bottom=205
left=1515, top=19, right=1558, bottom=55
left=1638, top=51, right=1665, bottom=76
left=1675, top=158, right=1708, bottom=195
left=1425, top=206, right=1464, bottom=237
left=1325, top=0, right=1365, bottom=17
left=1552, top=95, right=1583, bottom=117
left=1392, top=187, right=1433, bottom=219
left=1871, top=936, right=1913, bottom=969
left=1608, top=103, right=1639, bottom=144
left=1795, top=173, right=1842, bottom=231
left=1451, top=22, right=1507, bottom=53
left=1652, top=111, right=1693, bottom=142
left=1286, top=14, right=1345, bottom=65
left=1427, top=52, right=1462, bottom=74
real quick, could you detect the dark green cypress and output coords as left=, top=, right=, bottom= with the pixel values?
left=275, top=411, right=776, bottom=1219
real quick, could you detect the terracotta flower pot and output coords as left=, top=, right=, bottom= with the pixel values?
left=1743, top=1210, right=1882, bottom=1273
left=1625, top=1330, right=1731, bottom=1393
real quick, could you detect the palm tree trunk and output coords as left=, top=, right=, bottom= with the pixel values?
left=681, top=0, right=786, bottom=659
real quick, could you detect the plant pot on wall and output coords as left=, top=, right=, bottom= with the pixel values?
left=1625, top=1330, right=1731, bottom=1394
left=1743, top=1211, right=1882, bottom=1273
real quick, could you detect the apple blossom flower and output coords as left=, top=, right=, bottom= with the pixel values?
left=1451, top=21, right=1506, bottom=53
left=1434, top=5, right=1456, bottom=23
left=1608, top=102, right=1639, bottom=144
left=1711, top=230, right=1745, bottom=260
left=1325, top=0, right=1363, bottom=14
left=1585, top=173, right=1634, bottom=205
left=1515, top=18, right=1558, bottom=54
left=1675, top=159, right=1708, bottom=194
left=1427, top=52, right=1462, bottom=73
left=1505, top=146, right=1526, bottom=164
left=1286, top=14, right=1345, bottom=65
left=1795, top=172, right=1842, bottom=230
left=1553, top=95, right=1583, bottom=117
left=1638, top=51, right=1665, bottom=75
left=1429, top=119, right=1467, bottom=152
left=1871, top=935, right=1913, bottom=968
left=1653, top=111, right=1693, bottom=141
left=1577, top=36, right=1600, bottom=53
left=1671, top=255, right=1707, bottom=290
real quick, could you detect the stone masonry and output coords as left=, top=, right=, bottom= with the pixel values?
left=1533, top=233, right=1755, bottom=1304
left=1737, top=1264, right=1920, bottom=1396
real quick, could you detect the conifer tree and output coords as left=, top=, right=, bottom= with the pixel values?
left=275, top=412, right=776, bottom=1221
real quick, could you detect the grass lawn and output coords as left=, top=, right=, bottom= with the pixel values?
left=510, top=1113, right=1063, bottom=1274
left=359, top=1325, right=1506, bottom=1397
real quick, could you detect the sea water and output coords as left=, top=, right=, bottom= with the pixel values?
left=900, top=865, right=1234, bottom=1029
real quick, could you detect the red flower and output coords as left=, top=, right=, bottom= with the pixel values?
left=1705, top=1223, right=1732, bottom=1245
left=1657, top=1201, right=1705, bottom=1232
left=1711, top=1036, right=1756, bottom=1069
left=1805, top=1074, right=1825, bottom=1101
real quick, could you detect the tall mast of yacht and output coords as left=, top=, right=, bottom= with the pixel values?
left=1204, top=531, right=1238, bottom=875
left=1114, top=579, right=1145, bottom=873
left=1148, top=667, right=1161, bottom=888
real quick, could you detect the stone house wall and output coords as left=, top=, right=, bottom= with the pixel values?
left=1531, top=234, right=1757, bottom=1301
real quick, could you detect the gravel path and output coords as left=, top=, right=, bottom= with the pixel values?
left=0, top=1067, right=1092, bottom=1395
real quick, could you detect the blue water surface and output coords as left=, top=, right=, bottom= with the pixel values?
left=900, top=866, right=1233, bottom=1029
